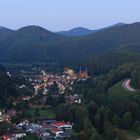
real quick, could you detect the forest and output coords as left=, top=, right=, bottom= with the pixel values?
left=0, top=62, right=139, bottom=140
left=53, top=63, right=140, bottom=140
left=1, top=22, right=140, bottom=140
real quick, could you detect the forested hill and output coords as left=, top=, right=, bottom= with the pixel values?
left=0, top=65, right=33, bottom=108
left=57, top=27, right=95, bottom=37
left=0, top=23, right=140, bottom=64
left=0, top=26, right=14, bottom=41
left=57, top=23, right=125, bottom=37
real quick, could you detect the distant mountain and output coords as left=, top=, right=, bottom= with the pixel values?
left=0, top=22, right=140, bottom=67
left=0, top=26, right=14, bottom=41
left=0, top=26, right=14, bottom=32
left=0, top=25, right=67, bottom=50
left=0, top=25, right=66, bottom=43
left=0, top=26, right=7, bottom=30
left=98, top=23, right=126, bottom=31
left=0, top=25, right=69, bottom=63
left=15, top=25, right=67, bottom=44
left=57, top=23, right=126, bottom=37
left=57, top=27, right=95, bottom=37
left=109, top=23, right=125, bottom=27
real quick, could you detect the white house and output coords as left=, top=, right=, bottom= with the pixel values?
left=51, top=128, right=63, bottom=137
left=11, top=130, right=26, bottom=139
left=52, top=122, right=72, bottom=130
left=0, top=110, right=4, bottom=122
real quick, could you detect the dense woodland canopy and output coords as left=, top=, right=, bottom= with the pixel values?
left=0, top=66, right=33, bottom=108
left=54, top=63, right=140, bottom=140
left=1, top=22, right=140, bottom=139
left=0, top=23, right=140, bottom=66
left=1, top=63, right=139, bottom=139
left=131, top=66, right=140, bottom=89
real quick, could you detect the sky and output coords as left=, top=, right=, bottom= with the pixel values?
left=0, top=0, right=140, bottom=31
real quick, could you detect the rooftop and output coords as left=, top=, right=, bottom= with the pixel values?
left=53, top=122, right=69, bottom=127
left=52, top=127, right=62, bottom=133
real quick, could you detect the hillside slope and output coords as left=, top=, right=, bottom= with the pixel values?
left=0, top=26, right=14, bottom=41
left=0, top=23, right=140, bottom=64
left=57, top=27, right=95, bottom=36
left=57, top=23, right=125, bottom=37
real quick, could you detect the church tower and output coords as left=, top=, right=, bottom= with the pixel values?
left=79, top=66, right=89, bottom=79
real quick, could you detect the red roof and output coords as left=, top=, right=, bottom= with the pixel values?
left=3, top=135, right=12, bottom=140
left=53, top=122, right=67, bottom=127
left=52, top=128, right=62, bottom=132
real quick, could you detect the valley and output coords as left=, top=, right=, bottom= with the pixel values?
left=1, top=22, right=140, bottom=140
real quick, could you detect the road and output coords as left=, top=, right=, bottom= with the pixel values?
left=122, top=79, right=136, bottom=92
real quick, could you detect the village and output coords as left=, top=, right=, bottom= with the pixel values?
left=0, top=67, right=90, bottom=140
left=33, top=67, right=89, bottom=95
left=2, top=119, right=73, bottom=140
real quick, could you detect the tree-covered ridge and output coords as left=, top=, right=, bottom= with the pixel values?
left=0, top=67, right=33, bottom=108
left=54, top=63, right=140, bottom=140
left=131, top=66, right=140, bottom=89
left=1, top=63, right=140, bottom=139
left=0, top=22, right=140, bottom=64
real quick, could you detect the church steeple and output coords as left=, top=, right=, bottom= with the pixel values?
left=79, top=66, right=89, bottom=79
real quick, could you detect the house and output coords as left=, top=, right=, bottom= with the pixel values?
left=21, top=96, right=31, bottom=101
left=25, top=123, right=42, bottom=133
left=4, top=109, right=16, bottom=122
left=3, top=135, right=16, bottom=140
left=6, top=110, right=16, bottom=118
left=52, top=122, right=72, bottom=130
left=10, top=130, right=26, bottom=139
left=42, top=88, right=49, bottom=95
left=58, top=83, right=65, bottom=94
left=59, top=130, right=71, bottom=138
left=73, top=94, right=81, bottom=104
left=51, top=128, right=63, bottom=137
left=0, top=110, right=4, bottom=122
left=42, top=124, right=54, bottom=131
left=17, top=120, right=29, bottom=129
left=40, top=132, right=50, bottom=137
left=64, top=68, right=77, bottom=78
left=36, top=130, right=50, bottom=137
left=65, top=94, right=81, bottom=104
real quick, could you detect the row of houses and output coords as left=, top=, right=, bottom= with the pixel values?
left=16, top=119, right=73, bottom=139
left=3, top=129, right=26, bottom=140
left=33, top=67, right=90, bottom=96
left=2, top=119, right=73, bottom=140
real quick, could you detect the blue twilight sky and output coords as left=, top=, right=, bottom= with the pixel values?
left=0, top=0, right=140, bottom=31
